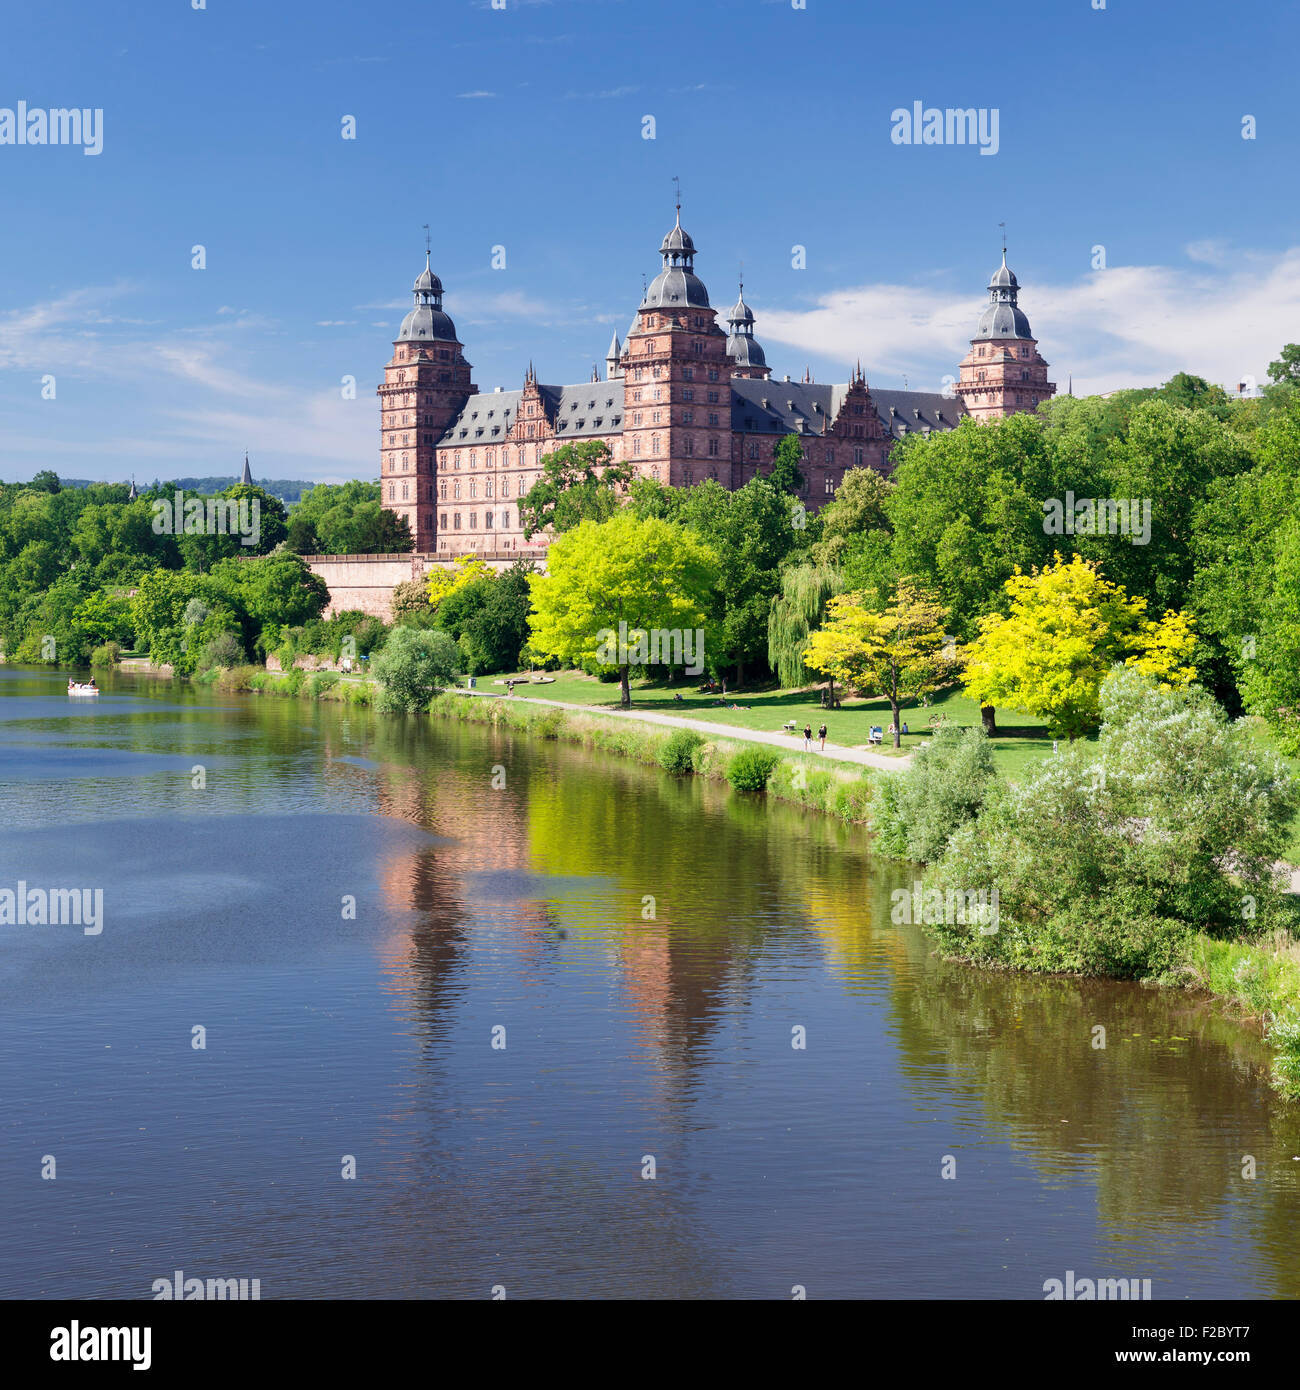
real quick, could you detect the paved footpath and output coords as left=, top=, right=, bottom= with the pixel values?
left=460, top=688, right=911, bottom=772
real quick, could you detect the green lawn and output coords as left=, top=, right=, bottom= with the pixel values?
left=487, top=670, right=1063, bottom=780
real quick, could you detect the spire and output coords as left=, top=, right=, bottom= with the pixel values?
left=241, top=453, right=253, bottom=486
left=606, top=330, right=623, bottom=381
left=127, top=475, right=137, bottom=501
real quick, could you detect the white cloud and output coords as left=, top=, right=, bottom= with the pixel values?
left=758, top=245, right=1300, bottom=396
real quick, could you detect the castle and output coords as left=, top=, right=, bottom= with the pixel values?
left=377, top=210, right=1056, bottom=560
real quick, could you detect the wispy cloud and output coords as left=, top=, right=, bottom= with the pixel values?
left=457, top=90, right=497, bottom=99
left=564, top=84, right=638, bottom=100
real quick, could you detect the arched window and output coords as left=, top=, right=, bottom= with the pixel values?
left=454, top=481, right=462, bottom=500
left=387, top=483, right=395, bottom=501
left=439, top=480, right=447, bottom=500
left=470, top=479, right=478, bottom=499
left=401, top=483, right=408, bottom=500
left=485, top=478, right=494, bottom=498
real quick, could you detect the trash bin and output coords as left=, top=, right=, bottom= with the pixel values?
left=468, top=676, right=477, bottom=690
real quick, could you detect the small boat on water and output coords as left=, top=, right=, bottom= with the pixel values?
left=67, top=680, right=100, bottom=696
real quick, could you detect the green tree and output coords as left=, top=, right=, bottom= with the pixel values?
left=767, top=434, right=806, bottom=496
left=518, top=441, right=634, bottom=540
left=527, top=512, right=720, bottom=707
left=767, top=562, right=844, bottom=690
left=1267, top=344, right=1300, bottom=387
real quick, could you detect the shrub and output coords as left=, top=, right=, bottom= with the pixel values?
left=200, top=630, right=245, bottom=672
left=89, top=641, right=121, bottom=668
left=1269, top=1011, right=1300, bottom=1099
left=215, top=665, right=260, bottom=692
left=726, top=746, right=782, bottom=793
left=532, top=708, right=566, bottom=740
left=307, top=671, right=341, bottom=698
left=870, top=724, right=996, bottom=862
left=371, top=627, right=460, bottom=712
left=923, top=670, right=1300, bottom=979
left=658, top=729, right=703, bottom=774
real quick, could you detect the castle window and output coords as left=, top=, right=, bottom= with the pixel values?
left=647, top=340, right=656, bottom=353
left=684, top=436, right=694, bottom=456
left=651, top=434, right=660, bottom=455
left=401, top=483, right=408, bottom=499
left=652, top=411, right=661, bottom=424
left=683, top=367, right=694, bottom=381
left=503, top=476, right=511, bottom=496
left=470, top=513, right=478, bottom=529
left=825, top=448, right=834, bottom=464
left=683, top=411, right=693, bottom=425
left=853, top=447, right=863, bottom=467
left=517, top=449, right=524, bottom=467
left=440, top=512, right=447, bottom=528
left=708, top=413, right=719, bottom=427
left=454, top=513, right=462, bottom=530
left=388, top=483, right=395, bottom=500
left=485, top=478, right=494, bottom=498
left=825, top=476, right=835, bottom=494
left=454, top=481, right=462, bottom=500
left=708, top=438, right=719, bottom=456
left=748, top=442, right=759, bottom=460
left=439, top=481, right=447, bottom=500
left=470, top=480, right=478, bottom=499
left=470, top=450, right=477, bottom=466
left=682, top=388, right=694, bottom=401
left=707, top=369, right=719, bottom=382
left=692, top=341, right=702, bottom=354
left=485, top=510, right=493, bottom=528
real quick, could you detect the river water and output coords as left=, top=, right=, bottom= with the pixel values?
left=1, top=663, right=1298, bottom=1299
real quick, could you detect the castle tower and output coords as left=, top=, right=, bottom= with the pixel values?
left=725, top=282, right=770, bottom=380
left=955, top=248, right=1055, bottom=422
left=623, top=205, right=733, bottom=486
left=605, top=330, right=623, bottom=381
left=378, top=251, right=476, bottom=552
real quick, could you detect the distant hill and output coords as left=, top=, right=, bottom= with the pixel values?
left=55, top=476, right=318, bottom=504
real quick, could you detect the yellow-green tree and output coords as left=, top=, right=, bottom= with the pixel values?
left=803, top=583, right=956, bottom=748
left=426, top=554, right=492, bottom=609
left=963, top=553, right=1197, bottom=739
left=527, top=512, right=720, bottom=707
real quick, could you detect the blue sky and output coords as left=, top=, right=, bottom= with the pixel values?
left=2, top=0, right=1299, bottom=484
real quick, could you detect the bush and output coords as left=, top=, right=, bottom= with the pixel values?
left=922, top=670, right=1300, bottom=979
left=870, top=724, right=996, bottom=862
left=1269, top=1011, right=1300, bottom=1099
left=200, top=630, right=245, bottom=672
left=307, top=671, right=341, bottom=697
left=215, top=665, right=260, bottom=692
left=371, top=626, right=460, bottom=712
left=89, top=641, right=121, bottom=668
left=726, top=746, right=782, bottom=793
left=658, top=729, right=703, bottom=774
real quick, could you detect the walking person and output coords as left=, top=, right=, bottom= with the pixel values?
left=818, top=722, right=827, bottom=752
left=803, top=723, right=812, bottom=752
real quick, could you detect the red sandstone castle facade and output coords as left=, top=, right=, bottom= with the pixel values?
left=378, top=215, right=1054, bottom=557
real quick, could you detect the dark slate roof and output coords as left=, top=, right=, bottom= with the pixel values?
left=439, top=384, right=624, bottom=446
left=870, top=389, right=968, bottom=439
left=398, top=303, right=459, bottom=342
left=438, top=380, right=965, bottom=449
left=727, top=331, right=767, bottom=369
left=730, top=377, right=966, bottom=438
left=641, top=265, right=711, bottom=309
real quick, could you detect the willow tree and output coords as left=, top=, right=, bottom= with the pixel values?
left=767, top=562, right=844, bottom=694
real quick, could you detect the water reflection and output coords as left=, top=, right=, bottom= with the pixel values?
left=1, top=663, right=1298, bottom=1298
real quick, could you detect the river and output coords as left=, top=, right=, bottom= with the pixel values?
left=1, top=663, right=1298, bottom=1299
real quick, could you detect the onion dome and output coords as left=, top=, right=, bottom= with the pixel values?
left=398, top=251, right=459, bottom=343
left=641, top=208, right=711, bottom=310
left=974, top=251, right=1033, bottom=340
left=725, top=283, right=766, bottom=369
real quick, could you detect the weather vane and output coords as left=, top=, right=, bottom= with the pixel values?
left=999, top=220, right=1007, bottom=255
left=423, top=223, right=431, bottom=256
left=672, top=174, right=681, bottom=213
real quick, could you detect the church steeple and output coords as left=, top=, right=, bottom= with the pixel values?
left=241, top=453, right=253, bottom=486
